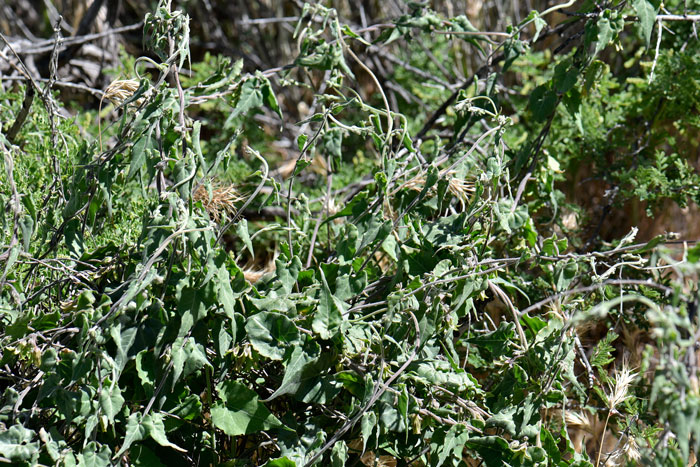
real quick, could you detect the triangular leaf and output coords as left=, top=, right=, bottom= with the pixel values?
left=99, top=384, right=124, bottom=424
left=246, top=311, right=301, bottom=361
left=211, top=381, right=284, bottom=436
left=116, top=413, right=147, bottom=457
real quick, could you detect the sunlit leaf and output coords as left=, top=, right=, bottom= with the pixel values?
left=211, top=381, right=284, bottom=436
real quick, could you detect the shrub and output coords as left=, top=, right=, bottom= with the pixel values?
left=1, top=1, right=700, bottom=465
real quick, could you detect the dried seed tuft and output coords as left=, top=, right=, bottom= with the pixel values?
left=194, top=182, right=242, bottom=222
left=103, top=79, right=141, bottom=106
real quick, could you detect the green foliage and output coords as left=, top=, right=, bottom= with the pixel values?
left=1, top=0, right=700, bottom=465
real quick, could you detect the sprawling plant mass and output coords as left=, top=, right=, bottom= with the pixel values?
left=1, top=0, right=700, bottom=465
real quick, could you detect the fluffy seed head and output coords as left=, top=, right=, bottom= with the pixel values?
left=194, top=182, right=241, bottom=222
left=607, top=360, right=637, bottom=410
left=104, top=79, right=141, bottom=106
left=403, top=170, right=475, bottom=211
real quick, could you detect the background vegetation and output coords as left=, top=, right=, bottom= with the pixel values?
left=1, top=0, right=700, bottom=465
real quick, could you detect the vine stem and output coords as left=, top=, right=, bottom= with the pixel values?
left=540, top=0, right=577, bottom=17
left=488, top=280, right=528, bottom=350
left=337, top=20, right=393, bottom=160
left=649, top=20, right=663, bottom=83
left=284, top=115, right=327, bottom=258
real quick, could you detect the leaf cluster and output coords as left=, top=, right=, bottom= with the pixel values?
left=1, top=1, right=700, bottom=466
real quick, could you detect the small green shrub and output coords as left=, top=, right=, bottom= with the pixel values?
left=1, top=1, right=700, bottom=465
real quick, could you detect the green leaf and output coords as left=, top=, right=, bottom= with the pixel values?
left=555, top=261, right=578, bottom=292
left=591, top=331, right=618, bottom=368
left=131, top=444, right=166, bottom=467
left=236, top=219, right=254, bottom=257
left=142, top=413, right=187, bottom=452
left=330, top=440, right=348, bottom=467
left=262, top=457, right=297, bottom=467
left=0, top=424, right=39, bottom=463
left=110, top=324, right=137, bottom=373
left=214, top=320, right=234, bottom=357
left=433, top=424, right=469, bottom=467
left=381, top=232, right=399, bottom=262
left=211, top=381, right=284, bottom=436
left=171, top=394, right=202, bottom=422
left=312, top=268, right=346, bottom=339
left=177, top=285, right=211, bottom=337
left=553, top=62, right=578, bottom=94
left=502, top=39, right=525, bottom=73
left=19, top=214, right=33, bottom=251
left=529, top=85, right=557, bottom=122
left=361, top=411, right=377, bottom=453
left=298, top=374, right=341, bottom=404
left=466, top=436, right=514, bottom=465
left=297, top=134, right=308, bottom=152
left=260, top=74, right=282, bottom=118
left=129, top=131, right=156, bottom=180
left=182, top=338, right=211, bottom=378
left=689, top=243, right=700, bottom=263
left=595, top=17, right=613, bottom=56
left=467, top=322, right=515, bottom=360
left=246, top=311, right=301, bottom=360
left=40, top=348, right=58, bottom=371
left=265, top=341, right=322, bottom=401
left=321, top=128, right=343, bottom=160
left=402, top=131, right=415, bottom=153
left=292, top=157, right=311, bottom=177
left=216, top=260, right=238, bottom=322
left=78, top=441, right=112, bottom=467
left=633, top=0, right=657, bottom=47
left=632, top=233, right=666, bottom=254
left=20, top=193, right=36, bottom=225
left=116, top=413, right=147, bottom=456
left=171, top=336, right=210, bottom=386
left=99, top=384, right=124, bottom=424
left=335, top=268, right=367, bottom=303
left=448, top=15, right=486, bottom=54
left=532, top=15, right=547, bottom=42
left=586, top=12, right=623, bottom=57
left=136, top=350, right=157, bottom=396
left=541, top=234, right=563, bottom=256
left=272, top=256, right=302, bottom=295
left=115, top=412, right=187, bottom=458
left=229, top=78, right=263, bottom=122
left=64, top=218, right=85, bottom=258
left=1, top=245, right=19, bottom=278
